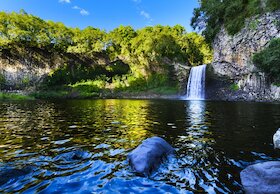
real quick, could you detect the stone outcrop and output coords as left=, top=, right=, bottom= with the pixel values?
left=273, top=128, right=280, bottom=149
left=172, top=62, right=191, bottom=94
left=0, top=48, right=110, bottom=90
left=210, top=11, right=280, bottom=101
left=0, top=57, right=56, bottom=89
left=163, top=57, right=190, bottom=94
left=128, top=136, right=174, bottom=177
left=0, top=48, right=66, bottom=89
left=240, top=161, right=280, bottom=193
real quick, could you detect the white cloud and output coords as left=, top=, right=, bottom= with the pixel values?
left=140, top=10, right=150, bottom=20
left=80, top=9, right=89, bottom=16
left=132, top=0, right=141, bottom=3
left=72, top=5, right=90, bottom=16
left=72, top=5, right=80, bottom=9
left=59, top=0, right=71, bottom=3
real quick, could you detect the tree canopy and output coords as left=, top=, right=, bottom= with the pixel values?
left=0, top=11, right=212, bottom=68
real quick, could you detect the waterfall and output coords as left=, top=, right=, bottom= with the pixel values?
left=185, top=64, right=206, bottom=100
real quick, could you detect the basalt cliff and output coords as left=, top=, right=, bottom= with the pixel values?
left=207, top=11, right=280, bottom=101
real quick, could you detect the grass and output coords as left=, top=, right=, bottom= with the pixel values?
left=0, top=92, right=34, bottom=100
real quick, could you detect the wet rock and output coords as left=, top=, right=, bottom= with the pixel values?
left=128, top=136, right=174, bottom=177
left=240, top=161, right=280, bottom=194
left=0, top=166, right=33, bottom=186
left=273, top=128, right=280, bottom=149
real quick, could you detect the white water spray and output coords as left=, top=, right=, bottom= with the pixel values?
left=184, top=64, right=206, bottom=100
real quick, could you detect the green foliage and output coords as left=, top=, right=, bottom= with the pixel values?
left=31, top=90, right=71, bottom=99
left=0, top=92, right=34, bottom=100
left=67, top=27, right=106, bottom=54
left=253, top=38, right=280, bottom=84
left=179, top=32, right=213, bottom=66
left=230, top=83, right=239, bottom=91
left=130, top=25, right=185, bottom=64
left=45, top=64, right=101, bottom=86
left=192, top=0, right=280, bottom=43
left=111, top=73, right=173, bottom=92
left=248, top=20, right=260, bottom=30
left=106, top=60, right=131, bottom=76
left=22, top=76, right=30, bottom=86
left=44, top=61, right=130, bottom=87
left=70, top=76, right=108, bottom=91
left=0, top=11, right=73, bottom=51
left=106, top=25, right=137, bottom=60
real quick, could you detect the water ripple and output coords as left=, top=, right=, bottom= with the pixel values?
left=0, top=99, right=279, bottom=193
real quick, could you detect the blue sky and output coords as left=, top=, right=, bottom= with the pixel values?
left=0, top=0, right=199, bottom=32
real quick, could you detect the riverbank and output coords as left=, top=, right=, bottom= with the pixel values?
left=1, top=90, right=279, bottom=102
left=0, top=86, right=180, bottom=100
left=0, top=92, right=35, bottom=100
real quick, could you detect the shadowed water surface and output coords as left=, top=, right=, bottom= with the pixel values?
left=0, top=99, right=279, bottom=193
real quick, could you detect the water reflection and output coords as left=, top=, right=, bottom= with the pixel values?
left=186, top=100, right=206, bottom=128
left=175, top=100, right=212, bottom=150
left=0, top=100, right=279, bottom=193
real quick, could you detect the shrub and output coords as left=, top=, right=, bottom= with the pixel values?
left=253, top=38, right=280, bottom=84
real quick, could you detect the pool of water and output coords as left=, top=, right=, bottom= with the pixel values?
left=0, top=99, right=279, bottom=193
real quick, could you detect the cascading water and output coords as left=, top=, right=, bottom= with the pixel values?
left=184, top=64, right=206, bottom=100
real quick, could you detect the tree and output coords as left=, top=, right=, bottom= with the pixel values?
left=46, top=21, right=73, bottom=51
left=67, top=27, right=106, bottom=54
left=106, top=25, right=136, bottom=60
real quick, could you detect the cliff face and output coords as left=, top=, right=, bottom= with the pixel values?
left=0, top=49, right=61, bottom=89
left=0, top=48, right=110, bottom=90
left=210, top=11, right=280, bottom=101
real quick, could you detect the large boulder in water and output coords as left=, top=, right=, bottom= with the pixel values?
left=128, top=136, right=174, bottom=177
left=240, top=161, right=280, bottom=193
left=273, top=128, right=280, bottom=149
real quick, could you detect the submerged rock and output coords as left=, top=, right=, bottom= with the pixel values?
left=54, top=150, right=92, bottom=162
left=128, top=136, right=174, bottom=177
left=240, top=161, right=280, bottom=194
left=273, top=128, right=280, bottom=149
left=0, top=166, right=33, bottom=186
